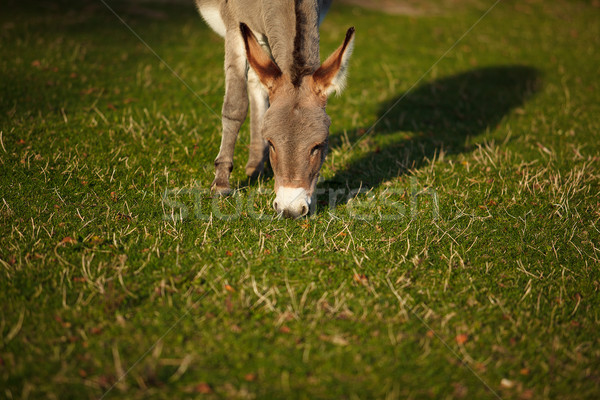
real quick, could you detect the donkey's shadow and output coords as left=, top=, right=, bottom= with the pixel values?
left=321, top=65, right=541, bottom=200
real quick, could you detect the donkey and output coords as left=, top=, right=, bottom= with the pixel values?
left=196, top=0, right=354, bottom=218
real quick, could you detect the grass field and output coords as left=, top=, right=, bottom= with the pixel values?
left=1, top=0, right=600, bottom=398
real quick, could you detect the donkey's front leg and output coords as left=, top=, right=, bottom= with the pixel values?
left=245, top=68, right=269, bottom=178
left=211, top=31, right=249, bottom=195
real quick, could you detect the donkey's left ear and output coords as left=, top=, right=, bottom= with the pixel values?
left=312, top=27, right=355, bottom=98
left=240, top=23, right=282, bottom=92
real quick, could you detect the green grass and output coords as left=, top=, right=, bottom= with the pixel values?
left=1, top=0, right=600, bottom=398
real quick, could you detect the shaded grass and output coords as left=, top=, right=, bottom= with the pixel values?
left=1, top=0, right=600, bottom=399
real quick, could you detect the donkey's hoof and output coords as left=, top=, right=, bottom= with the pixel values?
left=210, top=180, right=232, bottom=196
left=245, top=162, right=264, bottom=179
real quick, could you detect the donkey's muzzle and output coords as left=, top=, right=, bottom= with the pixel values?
left=273, top=187, right=310, bottom=218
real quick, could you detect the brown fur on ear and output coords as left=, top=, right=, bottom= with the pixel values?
left=312, top=27, right=355, bottom=97
left=240, top=23, right=282, bottom=91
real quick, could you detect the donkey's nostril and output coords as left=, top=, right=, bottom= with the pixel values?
left=273, top=201, right=280, bottom=212
left=301, top=204, right=308, bottom=216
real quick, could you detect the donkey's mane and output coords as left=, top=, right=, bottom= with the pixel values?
left=291, top=0, right=319, bottom=87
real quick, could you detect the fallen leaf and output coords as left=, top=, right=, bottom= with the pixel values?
left=225, top=250, right=233, bottom=257
left=195, top=383, right=212, bottom=393
left=279, top=326, right=291, bottom=334
left=60, top=236, right=76, bottom=245
left=244, top=373, right=256, bottom=382
left=455, top=333, right=468, bottom=345
left=520, top=368, right=530, bottom=376
left=353, top=273, right=368, bottom=285
left=90, top=327, right=102, bottom=335
left=475, top=363, right=486, bottom=372
left=426, top=330, right=435, bottom=338
left=224, top=284, right=235, bottom=292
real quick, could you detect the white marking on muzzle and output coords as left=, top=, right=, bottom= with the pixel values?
left=273, top=187, right=311, bottom=218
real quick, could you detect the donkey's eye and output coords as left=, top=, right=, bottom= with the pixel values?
left=311, top=143, right=323, bottom=157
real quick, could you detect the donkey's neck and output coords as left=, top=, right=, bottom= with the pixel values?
left=262, top=0, right=321, bottom=83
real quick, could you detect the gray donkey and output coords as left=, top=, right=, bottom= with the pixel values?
left=196, top=0, right=354, bottom=218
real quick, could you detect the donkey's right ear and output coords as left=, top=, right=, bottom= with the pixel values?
left=240, top=23, right=282, bottom=91
left=312, top=27, right=355, bottom=98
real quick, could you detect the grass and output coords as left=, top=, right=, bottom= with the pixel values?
left=1, top=0, right=599, bottom=398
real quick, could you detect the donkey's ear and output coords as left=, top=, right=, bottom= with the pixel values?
left=240, top=23, right=282, bottom=91
left=312, top=27, right=355, bottom=98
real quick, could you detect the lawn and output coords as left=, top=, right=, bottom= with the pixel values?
left=1, top=0, right=599, bottom=398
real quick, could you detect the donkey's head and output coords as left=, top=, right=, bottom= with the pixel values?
left=241, top=24, right=355, bottom=218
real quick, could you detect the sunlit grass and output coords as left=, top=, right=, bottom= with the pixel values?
left=1, top=0, right=599, bottom=399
